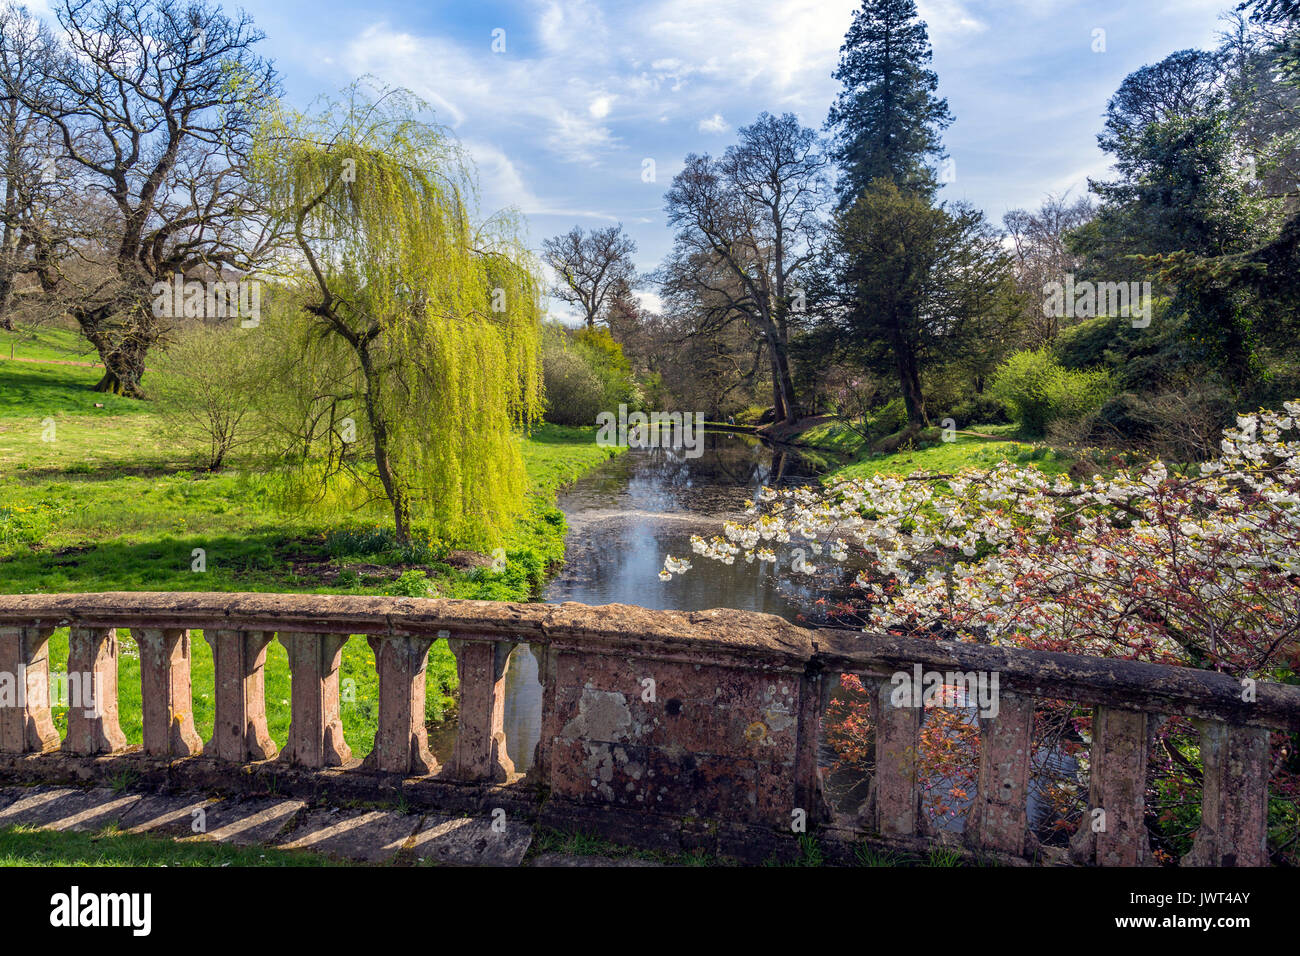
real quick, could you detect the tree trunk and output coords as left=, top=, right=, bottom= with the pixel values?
left=769, top=351, right=787, bottom=423
left=773, top=339, right=799, bottom=424
left=763, top=323, right=799, bottom=425
left=356, top=343, right=412, bottom=543
left=893, top=340, right=929, bottom=428
left=92, top=341, right=149, bottom=398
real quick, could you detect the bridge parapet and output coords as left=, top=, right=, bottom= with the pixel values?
left=0, top=591, right=1296, bottom=866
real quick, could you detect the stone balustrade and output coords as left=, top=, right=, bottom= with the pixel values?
left=0, top=591, right=1297, bottom=866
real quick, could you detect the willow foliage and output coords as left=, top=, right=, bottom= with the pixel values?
left=254, top=82, right=544, bottom=543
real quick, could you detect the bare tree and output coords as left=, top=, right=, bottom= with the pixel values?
left=541, top=224, right=637, bottom=329
left=0, top=4, right=78, bottom=333
left=1004, top=192, right=1095, bottom=345
left=1219, top=10, right=1300, bottom=204
left=12, top=0, right=279, bottom=395
left=661, top=112, right=828, bottom=426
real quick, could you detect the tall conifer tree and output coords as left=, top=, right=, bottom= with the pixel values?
left=825, top=0, right=952, bottom=207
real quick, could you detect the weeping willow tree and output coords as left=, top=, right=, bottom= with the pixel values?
left=254, top=83, right=544, bottom=544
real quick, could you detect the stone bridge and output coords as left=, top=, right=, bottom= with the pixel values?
left=0, top=592, right=1297, bottom=865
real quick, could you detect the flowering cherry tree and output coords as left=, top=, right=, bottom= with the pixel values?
left=664, top=405, right=1300, bottom=859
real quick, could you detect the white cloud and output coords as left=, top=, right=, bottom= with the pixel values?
left=466, top=139, right=618, bottom=222
left=917, top=0, right=988, bottom=36
left=636, top=290, right=666, bottom=315
left=698, top=113, right=728, bottom=134
left=14, top=0, right=54, bottom=17
left=536, top=0, right=611, bottom=58
left=343, top=22, right=618, bottom=164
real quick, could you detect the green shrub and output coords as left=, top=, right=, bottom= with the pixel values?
left=384, top=569, right=432, bottom=597
left=324, top=526, right=443, bottom=564
left=151, top=323, right=266, bottom=470
left=541, top=324, right=641, bottom=426
left=1053, top=314, right=1129, bottom=370
left=991, top=349, right=1111, bottom=437
left=948, top=393, right=1010, bottom=427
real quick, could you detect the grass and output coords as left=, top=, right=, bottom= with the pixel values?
left=0, top=360, right=145, bottom=422
left=526, top=827, right=715, bottom=866
left=0, top=824, right=338, bottom=866
left=0, top=322, right=101, bottom=364
left=794, top=418, right=874, bottom=458
left=0, top=347, right=623, bottom=760
left=825, top=426, right=1070, bottom=482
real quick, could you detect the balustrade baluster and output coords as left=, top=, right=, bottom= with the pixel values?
left=1070, top=705, right=1151, bottom=866
left=1183, top=719, right=1270, bottom=867
left=448, top=637, right=515, bottom=782
left=967, top=692, right=1035, bottom=856
left=362, top=635, right=437, bottom=775
left=279, top=632, right=351, bottom=768
left=864, top=675, right=923, bottom=837
left=63, top=626, right=127, bottom=755
left=204, top=629, right=278, bottom=762
left=0, top=626, right=60, bottom=754
left=133, top=627, right=202, bottom=758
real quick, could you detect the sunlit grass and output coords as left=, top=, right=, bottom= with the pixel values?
left=829, top=429, right=1069, bottom=482
left=0, top=322, right=99, bottom=364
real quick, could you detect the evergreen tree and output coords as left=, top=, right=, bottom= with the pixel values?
left=825, top=0, right=952, bottom=206
left=822, top=181, right=1014, bottom=428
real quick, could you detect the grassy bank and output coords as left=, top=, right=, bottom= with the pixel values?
left=0, top=323, right=102, bottom=365
left=0, top=342, right=622, bottom=756
left=797, top=418, right=1071, bottom=482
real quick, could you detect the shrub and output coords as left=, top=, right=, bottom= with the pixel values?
left=1092, top=386, right=1233, bottom=461
left=151, top=323, right=266, bottom=470
left=541, top=323, right=641, bottom=426
left=948, top=393, right=1010, bottom=428
left=1053, top=314, right=1129, bottom=370
left=541, top=343, right=607, bottom=426
left=384, top=569, right=433, bottom=597
left=991, top=349, right=1111, bottom=437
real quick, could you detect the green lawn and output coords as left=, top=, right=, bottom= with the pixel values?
left=0, top=350, right=622, bottom=758
left=0, top=322, right=101, bottom=364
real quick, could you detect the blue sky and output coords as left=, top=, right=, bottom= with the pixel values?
left=34, top=0, right=1242, bottom=317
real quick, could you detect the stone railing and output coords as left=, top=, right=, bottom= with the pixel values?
left=0, top=592, right=1297, bottom=866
